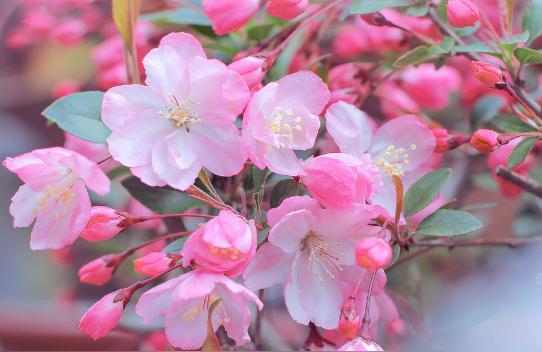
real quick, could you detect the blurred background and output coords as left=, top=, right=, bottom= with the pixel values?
left=0, top=0, right=541, bottom=350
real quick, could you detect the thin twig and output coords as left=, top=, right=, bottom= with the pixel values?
left=495, top=166, right=542, bottom=199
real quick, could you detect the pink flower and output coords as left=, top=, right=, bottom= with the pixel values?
left=447, top=0, right=480, bottom=28
left=228, top=56, right=266, bottom=92
left=338, top=337, right=383, bottom=351
left=470, top=129, right=499, bottom=153
left=181, top=210, right=257, bottom=277
left=300, top=153, right=380, bottom=208
left=355, top=237, right=392, bottom=270
left=102, top=32, right=249, bottom=190
left=267, top=0, right=308, bottom=20
left=79, top=291, right=123, bottom=340
left=50, top=18, right=87, bottom=45
left=78, top=257, right=114, bottom=286
left=135, top=270, right=262, bottom=350
left=243, top=196, right=376, bottom=329
left=471, top=61, right=504, bottom=87
left=52, top=81, right=80, bottom=99
left=3, top=147, right=110, bottom=250
left=400, top=64, right=461, bottom=110
left=133, top=252, right=171, bottom=277
left=376, top=82, right=420, bottom=119
left=325, top=102, right=436, bottom=214
left=243, top=71, right=330, bottom=175
left=203, top=0, right=260, bottom=35
left=80, top=206, right=124, bottom=242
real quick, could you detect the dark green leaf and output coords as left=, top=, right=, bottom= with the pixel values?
left=106, top=166, right=130, bottom=179
left=508, top=137, right=537, bottom=168
left=514, top=47, right=542, bottom=64
left=436, top=0, right=448, bottom=22
left=416, top=209, right=483, bottom=236
left=247, top=24, right=275, bottom=42
left=270, top=179, right=300, bottom=208
left=42, top=91, right=110, bottom=143
left=121, top=176, right=203, bottom=214
left=454, top=24, right=480, bottom=37
left=522, top=0, right=542, bottom=44
left=492, top=115, right=537, bottom=132
left=404, top=168, right=451, bottom=217
left=141, top=8, right=211, bottom=26
left=350, top=0, right=410, bottom=14
left=452, top=42, right=496, bottom=54
left=162, top=236, right=189, bottom=253
left=470, top=95, right=506, bottom=131
left=252, top=167, right=270, bottom=191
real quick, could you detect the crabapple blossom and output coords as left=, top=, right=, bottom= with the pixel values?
left=102, top=32, right=249, bottom=190
left=338, top=296, right=361, bottom=339
left=79, top=291, right=124, bottom=340
left=78, top=257, right=114, bottom=286
left=338, top=337, right=383, bottom=351
left=4, top=147, right=110, bottom=250
left=471, top=129, right=500, bottom=153
left=135, top=269, right=262, bottom=350
left=133, top=252, right=171, bottom=277
left=181, top=210, right=257, bottom=277
left=355, top=237, right=393, bottom=271
left=267, top=0, right=309, bottom=20
left=243, top=71, right=330, bottom=175
left=228, top=56, right=266, bottom=92
left=471, top=61, right=504, bottom=87
left=447, top=0, right=480, bottom=28
left=243, top=196, right=377, bottom=329
left=203, top=0, right=260, bottom=35
left=80, top=206, right=124, bottom=242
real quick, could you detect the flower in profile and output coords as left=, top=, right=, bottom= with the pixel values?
left=102, top=32, right=249, bottom=190
left=181, top=210, right=257, bottom=277
left=80, top=206, right=124, bottom=242
left=244, top=196, right=376, bottom=329
left=471, top=61, right=504, bottom=88
left=267, top=0, right=309, bottom=20
left=78, top=257, right=115, bottom=286
left=447, top=0, right=480, bottom=28
left=203, top=0, right=260, bottom=35
left=136, top=270, right=262, bottom=350
left=133, top=252, right=171, bottom=277
left=79, top=291, right=124, bottom=340
left=243, top=71, right=330, bottom=176
left=355, top=237, right=392, bottom=271
left=3, top=147, right=110, bottom=250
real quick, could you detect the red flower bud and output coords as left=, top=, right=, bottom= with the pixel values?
left=133, top=251, right=171, bottom=277
left=355, top=237, right=392, bottom=271
left=79, top=292, right=123, bottom=340
left=338, top=296, right=361, bottom=339
left=447, top=0, right=480, bottom=28
left=80, top=206, right=124, bottom=242
left=432, top=128, right=450, bottom=153
left=78, top=257, right=114, bottom=286
left=470, top=129, right=499, bottom=153
left=470, top=61, right=504, bottom=88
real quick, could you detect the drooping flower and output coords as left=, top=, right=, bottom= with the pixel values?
left=181, top=210, right=257, bottom=277
left=3, top=147, right=110, bottom=250
left=243, top=71, right=330, bottom=176
left=243, top=196, right=376, bottom=329
left=102, top=32, right=250, bottom=190
left=135, top=269, right=263, bottom=350
left=79, top=291, right=124, bottom=340
left=325, top=101, right=436, bottom=214
left=203, top=0, right=260, bottom=35
left=267, top=0, right=308, bottom=20
left=80, top=206, right=124, bottom=242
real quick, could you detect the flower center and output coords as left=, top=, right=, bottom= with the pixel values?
left=208, top=243, right=241, bottom=260
left=266, top=106, right=302, bottom=149
left=161, top=95, right=200, bottom=129
left=301, top=231, right=345, bottom=282
left=182, top=294, right=230, bottom=325
left=374, top=144, right=417, bottom=177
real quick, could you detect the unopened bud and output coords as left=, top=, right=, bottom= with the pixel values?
left=80, top=206, right=125, bottom=242
left=447, top=0, right=480, bottom=28
left=78, top=257, right=115, bottom=286
left=79, top=291, right=124, bottom=340
left=133, top=251, right=171, bottom=277
left=355, top=237, right=392, bottom=271
left=471, top=61, right=504, bottom=88
left=470, top=129, right=499, bottom=153
left=338, top=296, right=361, bottom=339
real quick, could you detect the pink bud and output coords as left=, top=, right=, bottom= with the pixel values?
left=267, top=0, right=308, bottom=20
left=52, top=81, right=80, bottom=100
left=470, top=61, right=504, bottom=88
left=133, top=252, right=171, bottom=277
left=78, top=257, right=114, bottom=286
left=228, top=56, right=266, bottom=92
left=80, top=206, right=124, bottom=242
left=338, top=297, right=361, bottom=339
left=355, top=237, right=392, bottom=271
left=470, top=129, right=499, bottom=153
left=447, top=0, right=480, bottom=28
left=79, top=292, right=123, bottom=340
left=433, top=128, right=450, bottom=153
left=203, top=0, right=260, bottom=35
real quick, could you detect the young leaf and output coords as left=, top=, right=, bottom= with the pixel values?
left=514, top=48, right=542, bottom=64
left=162, top=236, right=189, bottom=254
left=42, top=91, right=111, bottom=143
left=122, top=176, right=203, bottom=214
left=112, top=0, right=141, bottom=48
left=492, top=115, right=537, bottom=133
left=416, top=209, right=482, bottom=236
left=350, top=0, right=410, bottom=14
left=522, top=0, right=542, bottom=44
left=508, top=137, right=537, bottom=168
left=404, top=168, right=452, bottom=217
left=452, top=42, right=496, bottom=54
left=270, top=179, right=300, bottom=208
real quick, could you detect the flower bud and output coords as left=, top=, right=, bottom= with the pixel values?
left=79, top=291, right=123, bottom=340
left=78, top=257, right=114, bottom=286
left=433, top=128, right=450, bottom=153
left=338, top=297, right=361, bottom=339
left=228, top=56, right=266, bottom=92
left=470, top=129, right=499, bottom=153
left=355, top=237, right=392, bottom=271
left=338, top=337, right=383, bottom=351
left=133, top=252, right=171, bottom=277
left=447, top=0, right=480, bottom=28
left=203, top=0, right=259, bottom=35
left=80, top=206, right=124, bottom=242
left=267, top=0, right=308, bottom=20
left=470, top=61, right=504, bottom=88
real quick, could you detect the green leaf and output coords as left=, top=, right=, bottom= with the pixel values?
left=470, top=95, right=506, bottom=131
left=416, top=209, right=483, bottom=236
left=141, top=8, right=211, bottom=26
left=454, top=23, right=480, bottom=37
left=385, top=244, right=401, bottom=269
left=247, top=24, right=275, bottom=42
left=112, top=0, right=141, bottom=48
left=406, top=3, right=429, bottom=16
left=162, top=236, right=189, bottom=253
left=393, top=45, right=443, bottom=68
left=121, top=176, right=203, bottom=214
left=514, top=47, right=542, bottom=64
left=508, top=137, right=537, bottom=168
left=270, top=179, right=300, bottom=208
left=523, top=0, right=542, bottom=44
left=257, top=228, right=270, bottom=245
left=42, top=91, right=111, bottom=143
left=350, top=0, right=411, bottom=14
left=436, top=0, right=448, bottom=22
left=106, top=166, right=130, bottom=179
left=452, top=42, right=496, bottom=54
left=252, top=167, right=270, bottom=191
left=404, top=168, right=451, bottom=217
left=492, top=115, right=537, bottom=132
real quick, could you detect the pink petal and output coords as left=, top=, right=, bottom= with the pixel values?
left=266, top=195, right=321, bottom=227
left=268, top=209, right=315, bottom=253
left=243, top=242, right=294, bottom=290
left=158, top=32, right=207, bottom=62
left=165, top=298, right=208, bottom=350
left=130, top=165, right=167, bottom=187
left=143, top=46, right=191, bottom=98
left=263, top=147, right=303, bottom=176
left=136, top=276, right=182, bottom=324
left=275, top=71, right=330, bottom=114
left=151, top=139, right=201, bottom=190
left=326, top=101, right=373, bottom=156
left=9, top=185, right=41, bottom=227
